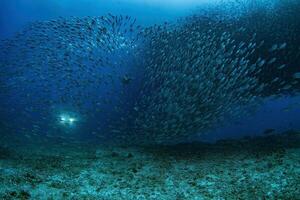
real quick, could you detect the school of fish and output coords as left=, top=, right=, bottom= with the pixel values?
left=0, top=0, right=299, bottom=144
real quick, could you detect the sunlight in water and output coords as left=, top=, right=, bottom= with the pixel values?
left=121, top=0, right=217, bottom=8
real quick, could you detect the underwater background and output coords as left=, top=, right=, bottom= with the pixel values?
left=0, top=0, right=300, bottom=199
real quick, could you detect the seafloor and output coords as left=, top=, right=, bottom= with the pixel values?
left=0, top=131, right=299, bottom=200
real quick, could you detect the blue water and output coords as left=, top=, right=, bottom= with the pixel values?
left=1, top=1, right=300, bottom=199
left=201, top=96, right=300, bottom=142
left=0, top=0, right=203, bottom=39
left=1, top=0, right=300, bottom=144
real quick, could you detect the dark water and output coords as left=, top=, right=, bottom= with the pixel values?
left=0, top=0, right=300, bottom=199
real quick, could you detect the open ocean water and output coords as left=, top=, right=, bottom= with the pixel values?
left=0, top=0, right=300, bottom=199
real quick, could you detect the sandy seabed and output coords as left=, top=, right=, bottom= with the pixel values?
left=0, top=131, right=299, bottom=200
